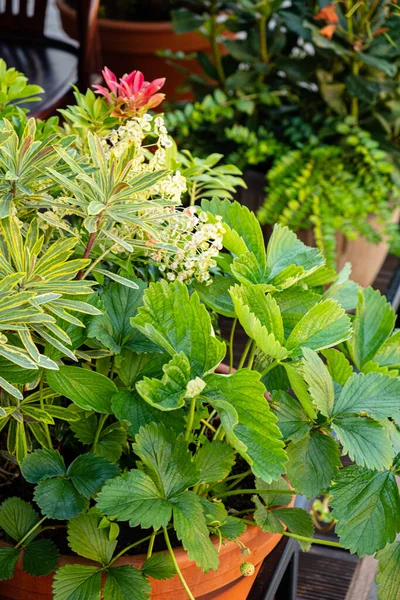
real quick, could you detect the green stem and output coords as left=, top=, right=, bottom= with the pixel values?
left=351, top=60, right=360, bottom=120
left=261, top=359, right=279, bottom=377
left=209, top=9, right=225, bottom=86
left=109, top=528, right=168, bottom=566
left=91, top=414, right=108, bottom=452
left=147, top=530, right=156, bottom=559
left=213, top=423, right=226, bottom=442
left=215, top=488, right=295, bottom=499
left=229, top=318, right=237, bottom=373
left=39, top=376, right=52, bottom=448
left=346, top=0, right=354, bottom=43
left=247, top=341, right=257, bottom=370
left=163, top=528, right=195, bottom=600
left=239, top=519, right=342, bottom=548
left=184, top=396, right=197, bottom=441
left=189, top=181, right=197, bottom=207
left=81, top=243, right=117, bottom=280
left=16, top=516, right=47, bottom=549
left=259, top=13, right=269, bottom=63
left=199, top=409, right=217, bottom=438
left=238, top=338, right=252, bottom=370
left=224, top=469, right=252, bottom=492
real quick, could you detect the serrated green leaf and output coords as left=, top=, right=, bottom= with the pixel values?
left=282, top=363, right=317, bottom=421
left=349, top=288, right=395, bottom=369
left=192, top=274, right=236, bottom=318
left=0, top=497, right=39, bottom=542
left=194, top=441, right=235, bottom=484
left=376, top=541, right=400, bottom=600
left=375, top=330, right=400, bottom=369
left=136, top=352, right=191, bottom=411
left=172, top=491, right=219, bottom=572
left=67, top=454, right=119, bottom=499
left=0, top=546, right=20, bottom=580
left=141, top=553, right=175, bottom=580
left=332, top=416, right=393, bottom=471
left=255, top=475, right=293, bottom=508
left=275, top=286, right=320, bottom=338
left=286, top=300, right=352, bottom=353
left=67, top=512, right=116, bottom=565
left=301, top=348, right=335, bottom=417
left=131, top=280, right=225, bottom=378
left=46, top=366, right=117, bottom=413
left=331, top=466, right=400, bottom=556
left=321, top=348, right=353, bottom=386
left=103, top=566, right=151, bottom=600
left=53, top=564, right=101, bottom=600
left=111, top=390, right=185, bottom=437
left=21, top=448, right=66, bottom=483
left=323, top=263, right=358, bottom=310
left=271, top=390, right=311, bottom=442
left=204, top=370, right=287, bottom=482
left=332, top=372, right=400, bottom=420
left=219, top=516, right=247, bottom=540
left=115, top=349, right=166, bottom=389
left=34, top=478, right=87, bottom=520
left=286, top=431, right=341, bottom=498
left=22, top=539, right=59, bottom=576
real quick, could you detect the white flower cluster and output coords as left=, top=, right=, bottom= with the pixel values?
left=148, top=207, right=225, bottom=285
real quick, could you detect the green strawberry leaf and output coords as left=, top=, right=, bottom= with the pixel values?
left=323, top=263, right=358, bottom=310
left=286, top=431, right=341, bottom=498
left=34, top=478, right=87, bottom=520
left=321, top=348, right=353, bottom=386
left=115, top=349, right=167, bottom=389
left=0, top=497, right=39, bottom=542
left=131, top=280, right=225, bottom=378
left=331, top=466, right=400, bottom=556
left=255, top=475, right=293, bottom=507
left=332, top=416, right=394, bottom=471
left=53, top=565, right=102, bottom=600
left=194, top=441, right=235, bottom=484
left=0, top=547, right=20, bottom=580
left=271, top=390, right=311, bottom=442
left=22, top=539, right=59, bottom=576
left=253, top=499, right=314, bottom=550
left=332, top=372, right=400, bottom=420
left=301, top=348, right=335, bottom=417
left=21, top=448, right=66, bottom=483
left=141, top=553, right=175, bottom=580
left=136, top=353, right=192, bottom=411
left=46, top=366, right=118, bottom=413
left=67, top=454, right=119, bottom=499
left=204, top=370, right=287, bottom=482
left=348, top=287, right=395, bottom=369
left=376, top=541, right=400, bottom=600
left=275, top=287, right=320, bottom=338
left=192, top=274, right=236, bottom=318
left=374, top=330, right=400, bottom=370
left=103, top=566, right=151, bottom=600
left=67, top=512, right=116, bottom=565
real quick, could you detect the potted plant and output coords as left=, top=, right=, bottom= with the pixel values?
left=0, top=66, right=399, bottom=600
left=56, top=0, right=220, bottom=100
left=166, top=0, right=400, bottom=286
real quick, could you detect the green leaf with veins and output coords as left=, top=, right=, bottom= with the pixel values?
left=204, top=370, right=286, bottom=482
left=66, top=454, right=119, bottom=499
left=301, top=348, right=335, bottom=417
left=286, top=431, right=341, bottom=498
left=67, top=511, right=116, bottom=565
left=374, top=330, right=400, bottom=370
left=194, top=441, right=235, bottom=484
left=22, top=539, right=59, bottom=576
left=255, top=475, right=293, bottom=507
left=131, top=280, right=226, bottom=378
left=348, top=287, right=395, bottom=369
left=323, top=263, right=358, bottom=310
left=102, top=566, right=151, bottom=600
left=321, top=348, right=352, bottom=386
left=46, top=366, right=118, bottom=413
left=141, top=554, right=175, bottom=580
left=0, top=497, right=40, bottom=542
left=0, top=547, right=20, bottom=580
left=34, top=478, right=87, bottom=520
left=253, top=498, right=314, bottom=550
left=271, top=390, right=311, bottom=442
left=274, top=286, right=320, bottom=338
left=115, top=349, right=167, bottom=389
left=136, top=352, right=192, bottom=411
left=332, top=372, right=400, bottom=420
left=376, top=541, right=400, bottom=600
left=21, top=448, right=66, bottom=483
left=286, top=299, right=352, bottom=353
left=331, top=466, right=400, bottom=556
left=230, top=285, right=284, bottom=343
left=193, top=274, right=236, bottom=318
left=52, top=565, right=102, bottom=600
left=332, top=416, right=394, bottom=471
left=111, top=390, right=185, bottom=437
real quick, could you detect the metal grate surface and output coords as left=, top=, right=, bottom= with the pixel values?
left=297, top=549, right=358, bottom=600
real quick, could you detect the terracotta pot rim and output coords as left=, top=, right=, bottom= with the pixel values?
left=56, top=0, right=174, bottom=32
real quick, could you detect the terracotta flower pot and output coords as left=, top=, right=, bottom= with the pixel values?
left=0, top=517, right=292, bottom=599
left=56, top=0, right=212, bottom=101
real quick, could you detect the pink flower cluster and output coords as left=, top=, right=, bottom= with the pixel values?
left=93, top=67, right=166, bottom=117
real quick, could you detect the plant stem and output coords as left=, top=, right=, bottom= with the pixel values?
left=261, top=359, right=279, bottom=377
left=200, top=418, right=217, bottom=433
left=77, top=212, right=103, bottom=279
left=91, top=414, right=108, bottom=452
left=239, top=519, right=342, bottom=548
left=247, top=341, right=257, bottom=370
left=215, top=488, right=295, bottom=499
left=189, top=181, right=197, bottom=207
left=209, top=7, right=226, bottom=86
left=109, top=528, right=168, bottom=566
left=229, top=318, right=237, bottom=373
left=259, top=12, right=269, bottom=63
left=81, top=243, right=117, bottom=280
left=224, top=469, right=252, bottom=491
left=184, top=396, right=197, bottom=441
left=237, top=338, right=252, bottom=370
left=16, top=516, right=47, bottom=549
left=147, top=530, right=156, bottom=559
left=351, top=60, right=360, bottom=120
left=163, top=527, right=195, bottom=600
left=39, top=376, right=52, bottom=448
left=199, top=409, right=217, bottom=438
